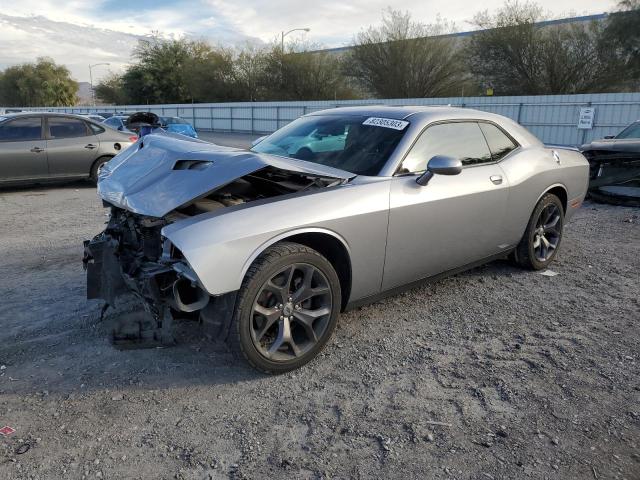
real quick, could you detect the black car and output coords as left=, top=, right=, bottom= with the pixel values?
left=581, top=121, right=640, bottom=189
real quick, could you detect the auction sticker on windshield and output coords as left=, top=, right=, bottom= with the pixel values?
left=362, top=117, right=409, bottom=130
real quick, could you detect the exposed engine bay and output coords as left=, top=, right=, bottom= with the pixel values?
left=83, top=165, right=345, bottom=347
left=168, top=166, right=342, bottom=219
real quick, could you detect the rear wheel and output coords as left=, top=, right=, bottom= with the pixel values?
left=227, top=242, right=341, bottom=373
left=514, top=193, right=564, bottom=270
left=90, top=156, right=113, bottom=184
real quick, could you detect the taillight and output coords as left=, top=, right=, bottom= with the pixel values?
left=129, top=135, right=138, bottom=142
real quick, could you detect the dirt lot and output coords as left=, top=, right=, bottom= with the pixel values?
left=0, top=181, right=638, bottom=480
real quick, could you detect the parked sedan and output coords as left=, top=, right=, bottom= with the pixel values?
left=159, top=116, right=198, bottom=138
left=580, top=120, right=640, bottom=188
left=0, top=113, right=137, bottom=186
left=80, top=113, right=106, bottom=123
left=84, top=106, right=589, bottom=373
left=102, top=115, right=132, bottom=132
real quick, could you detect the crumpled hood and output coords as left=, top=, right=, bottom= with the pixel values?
left=581, top=139, right=640, bottom=153
left=98, top=132, right=354, bottom=218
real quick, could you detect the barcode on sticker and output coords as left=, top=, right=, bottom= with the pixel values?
left=362, top=117, right=409, bottom=130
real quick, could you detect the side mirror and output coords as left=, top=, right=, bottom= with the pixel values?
left=117, top=125, right=123, bottom=131
left=416, top=155, right=463, bottom=186
left=603, top=135, right=615, bottom=139
left=251, top=135, right=268, bottom=147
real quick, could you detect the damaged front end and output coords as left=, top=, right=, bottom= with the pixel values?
left=83, top=207, right=232, bottom=347
left=83, top=133, right=353, bottom=348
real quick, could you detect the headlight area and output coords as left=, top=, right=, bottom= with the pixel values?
left=83, top=207, right=236, bottom=348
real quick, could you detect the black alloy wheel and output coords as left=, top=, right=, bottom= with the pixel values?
left=532, top=203, right=562, bottom=262
left=250, top=263, right=333, bottom=361
left=514, top=193, right=565, bottom=270
left=227, top=242, right=341, bottom=373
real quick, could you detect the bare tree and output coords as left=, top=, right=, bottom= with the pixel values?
left=466, top=1, right=628, bottom=95
left=347, top=9, right=464, bottom=98
left=601, top=0, right=640, bottom=87
left=232, top=44, right=269, bottom=101
left=262, top=41, right=358, bottom=100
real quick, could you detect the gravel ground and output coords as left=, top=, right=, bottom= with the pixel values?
left=0, top=181, right=638, bottom=480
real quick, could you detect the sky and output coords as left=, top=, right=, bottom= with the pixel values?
left=0, top=0, right=616, bottom=83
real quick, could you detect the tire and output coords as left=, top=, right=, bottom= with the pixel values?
left=514, top=193, right=565, bottom=270
left=227, top=242, right=341, bottom=374
left=90, top=156, right=113, bottom=184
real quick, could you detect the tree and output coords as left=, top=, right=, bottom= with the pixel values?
left=184, top=47, right=236, bottom=102
left=261, top=42, right=358, bottom=100
left=0, top=57, right=78, bottom=107
left=122, top=37, right=197, bottom=104
left=601, top=0, right=640, bottom=84
left=347, top=9, right=464, bottom=98
left=232, top=45, right=269, bottom=101
left=95, top=73, right=128, bottom=105
left=465, top=1, right=629, bottom=95
left=99, top=37, right=244, bottom=104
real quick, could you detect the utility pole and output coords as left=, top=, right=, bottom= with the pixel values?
left=281, top=28, right=310, bottom=51
left=89, top=63, right=110, bottom=106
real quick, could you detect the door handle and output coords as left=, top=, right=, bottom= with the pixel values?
left=490, top=175, right=503, bottom=185
left=30, top=147, right=45, bottom=153
left=84, top=144, right=97, bottom=149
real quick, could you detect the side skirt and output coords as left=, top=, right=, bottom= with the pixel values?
left=344, top=250, right=514, bottom=312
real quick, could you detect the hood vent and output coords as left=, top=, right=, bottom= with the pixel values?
left=173, top=160, right=213, bottom=171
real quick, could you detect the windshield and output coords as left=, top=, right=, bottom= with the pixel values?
left=616, top=122, right=640, bottom=139
left=251, top=115, right=409, bottom=176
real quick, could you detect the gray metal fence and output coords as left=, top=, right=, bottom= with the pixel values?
left=17, top=92, right=640, bottom=146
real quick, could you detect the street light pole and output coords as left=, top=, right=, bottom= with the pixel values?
left=88, top=63, right=110, bottom=107
left=281, top=28, right=310, bottom=51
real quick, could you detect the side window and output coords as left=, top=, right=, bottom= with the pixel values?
left=88, top=123, right=105, bottom=134
left=48, top=117, right=90, bottom=139
left=0, top=117, right=42, bottom=142
left=479, top=122, right=518, bottom=161
left=616, top=123, right=640, bottom=139
left=399, top=122, right=492, bottom=173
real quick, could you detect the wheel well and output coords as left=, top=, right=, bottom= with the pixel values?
left=546, top=186, right=568, bottom=213
left=90, top=155, right=113, bottom=176
left=284, top=233, right=352, bottom=311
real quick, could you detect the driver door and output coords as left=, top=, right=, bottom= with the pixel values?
left=382, top=121, right=510, bottom=290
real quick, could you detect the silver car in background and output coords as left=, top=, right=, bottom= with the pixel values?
left=84, top=106, right=590, bottom=373
left=0, top=112, right=137, bottom=186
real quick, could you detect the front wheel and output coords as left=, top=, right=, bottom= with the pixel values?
left=227, top=242, right=341, bottom=373
left=514, top=193, right=564, bottom=270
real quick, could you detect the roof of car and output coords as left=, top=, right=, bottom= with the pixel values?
left=0, top=112, right=110, bottom=126
left=307, top=105, right=493, bottom=120
left=2, top=111, right=96, bottom=119
left=308, top=105, right=542, bottom=147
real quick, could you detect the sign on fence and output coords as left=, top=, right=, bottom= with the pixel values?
left=577, top=107, right=595, bottom=129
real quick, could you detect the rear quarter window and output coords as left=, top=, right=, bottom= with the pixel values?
left=48, top=117, right=90, bottom=139
left=88, top=123, right=105, bottom=134
left=478, top=122, right=518, bottom=161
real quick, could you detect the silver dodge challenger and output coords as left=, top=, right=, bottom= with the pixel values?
left=84, top=106, right=589, bottom=373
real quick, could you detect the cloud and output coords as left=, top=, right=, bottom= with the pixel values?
left=0, top=14, right=141, bottom=83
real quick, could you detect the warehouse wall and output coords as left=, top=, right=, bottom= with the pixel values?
left=18, top=92, right=640, bottom=146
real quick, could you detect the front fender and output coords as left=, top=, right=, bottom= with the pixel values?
left=238, top=227, right=352, bottom=285
left=161, top=180, right=390, bottom=301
